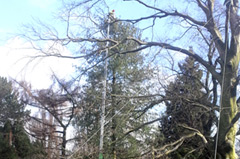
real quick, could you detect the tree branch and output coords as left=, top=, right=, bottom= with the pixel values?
left=123, top=0, right=206, bottom=27
left=223, top=111, right=240, bottom=138
left=122, top=37, right=221, bottom=82
left=119, top=118, right=161, bottom=141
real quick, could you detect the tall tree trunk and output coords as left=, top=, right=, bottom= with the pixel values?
left=61, top=127, right=67, bottom=159
left=111, top=69, right=117, bottom=159
left=218, top=44, right=240, bottom=158
left=42, top=110, right=47, bottom=147
left=217, top=2, right=240, bottom=155
left=48, top=114, right=54, bottom=158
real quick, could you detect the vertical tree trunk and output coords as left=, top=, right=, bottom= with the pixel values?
left=48, top=114, right=54, bottom=158
left=218, top=77, right=237, bottom=158
left=41, top=110, right=47, bottom=147
left=111, top=69, right=117, bottom=159
left=9, top=128, right=12, bottom=146
left=218, top=45, right=240, bottom=158
left=61, top=127, right=67, bottom=159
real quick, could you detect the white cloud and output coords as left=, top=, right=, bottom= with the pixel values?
left=0, top=37, right=76, bottom=89
left=0, top=38, right=79, bottom=147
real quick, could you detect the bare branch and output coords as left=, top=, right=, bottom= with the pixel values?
left=122, top=117, right=161, bottom=139
left=122, top=37, right=221, bottom=82
left=122, top=0, right=206, bottom=26
left=153, top=125, right=207, bottom=158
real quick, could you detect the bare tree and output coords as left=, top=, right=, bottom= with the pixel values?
left=19, top=76, right=80, bottom=159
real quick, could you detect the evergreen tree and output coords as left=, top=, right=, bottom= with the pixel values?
left=73, top=17, right=154, bottom=158
left=159, top=57, right=215, bottom=159
left=0, top=77, right=26, bottom=125
left=0, top=77, right=41, bottom=159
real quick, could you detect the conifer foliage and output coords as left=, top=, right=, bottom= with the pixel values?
left=73, top=18, right=154, bottom=158
left=160, top=57, right=215, bottom=159
left=0, top=77, right=37, bottom=159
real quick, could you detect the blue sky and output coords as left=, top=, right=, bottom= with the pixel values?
left=0, top=0, right=60, bottom=43
left=0, top=1, right=74, bottom=88
left=0, top=0, right=144, bottom=40
left=0, top=0, right=150, bottom=47
left=0, top=0, right=181, bottom=44
left=0, top=0, right=188, bottom=88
